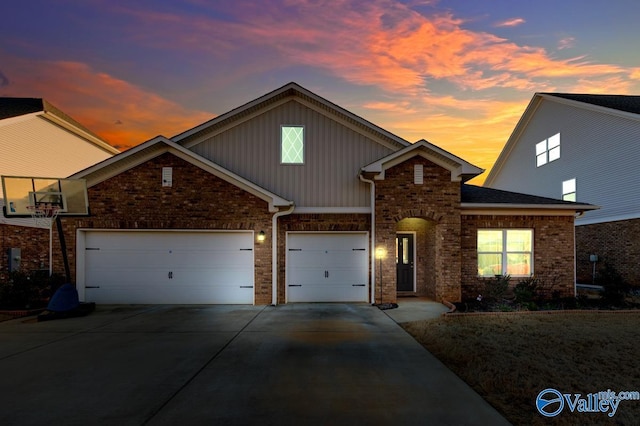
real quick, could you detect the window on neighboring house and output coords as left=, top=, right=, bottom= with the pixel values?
left=535, top=133, right=560, bottom=167
left=562, top=178, right=576, bottom=201
left=477, top=229, right=533, bottom=277
left=281, top=125, right=304, bottom=164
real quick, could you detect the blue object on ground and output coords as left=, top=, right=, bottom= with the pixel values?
left=47, top=283, right=80, bottom=312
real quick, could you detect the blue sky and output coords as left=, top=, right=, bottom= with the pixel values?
left=2, top=0, right=639, bottom=182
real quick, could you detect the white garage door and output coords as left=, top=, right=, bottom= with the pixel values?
left=82, top=231, right=254, bottom=304
left=287, top=233, right=368, bottom=302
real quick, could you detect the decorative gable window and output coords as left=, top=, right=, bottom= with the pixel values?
left=562, top=178, right=576, bottom=201
left=477, top=229, right=533, bottom=277
left=535, top=133, right=560, bottom=167
left=281, top=125, right=304, bottom=164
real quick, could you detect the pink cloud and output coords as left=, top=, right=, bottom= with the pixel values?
left=494, top=18, right=526, bottom=28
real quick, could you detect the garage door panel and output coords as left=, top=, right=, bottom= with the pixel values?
left=288, top=283, right=367, bottom=303
left=287, top=233, right=368, bottom=303
left=83, top=231, right=254, bottom=304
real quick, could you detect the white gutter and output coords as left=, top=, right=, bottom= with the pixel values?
left=272, top=205, right=295, bottom=305
left=359, top=174, right=376, bottom=305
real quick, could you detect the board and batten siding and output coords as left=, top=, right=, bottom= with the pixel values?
left=189, top=100, right=396, bottom=208
left=0, top=114, right=114, bottom=198
left=487, top=99, right=640, bottom=225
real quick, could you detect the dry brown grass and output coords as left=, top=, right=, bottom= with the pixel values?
left=403, top=312, right=640, bottom=426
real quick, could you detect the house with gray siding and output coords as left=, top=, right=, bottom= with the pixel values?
left=485, top=93, right=640, bottom=285
left=7, top=83, right=596, bottom=305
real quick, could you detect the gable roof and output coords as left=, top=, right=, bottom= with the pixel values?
left=360, top=139, right=484, bottom=182
left=484, top=92, right=640, bottom=186
left=461, top=184, right=598, bottom=213
left=71, top=136, right=293, bottom=212
left=0, top=97, right=119, bottom=155
left=543, top=93, right=640, bottom=115
left=172, top=82, right=411, bottom=151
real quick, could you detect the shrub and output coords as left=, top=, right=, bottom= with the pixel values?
left=514, top=275, right=539, bottom=304
left=0, top=271, right=64, bottom=309
left=483, top=275, right=510, bottom=302
left=597, top=262, right=628, bottom=306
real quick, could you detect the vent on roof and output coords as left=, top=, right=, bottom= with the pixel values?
left=414, top=164, right=424, bottom=185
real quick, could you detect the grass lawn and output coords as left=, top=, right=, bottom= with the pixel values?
left=403, top=312, right=640, bottom=425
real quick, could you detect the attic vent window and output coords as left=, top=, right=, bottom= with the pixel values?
left=535, top=133, right=560, bottom=167
left=281, top=126, right=304, bottom=164
left=162, top=167, right=173, bottom=187
left=414, top=164, right=424, bottom=185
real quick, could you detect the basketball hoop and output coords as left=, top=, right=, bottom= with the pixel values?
left=27, top=204, right=61, bottom=228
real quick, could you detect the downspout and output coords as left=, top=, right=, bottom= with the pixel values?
left=359, top=174, right=376, bottom=305
left=272, top=204, right=295, bottom=306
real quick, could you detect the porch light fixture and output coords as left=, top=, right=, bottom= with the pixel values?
left=375, top=247, right=386, bottom=305
left=257, top=230, right=266, bottom=243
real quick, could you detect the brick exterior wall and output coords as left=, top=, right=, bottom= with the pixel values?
left=3, top=150, right=582, bottom=306
left=461, top=214, right=576, bottom=300
left=52, top=153, right=275, bottom=305
left=576, top=219, right=640, bottom=286
left=0, top=224, right=51, bottom=282
left=374, top=156, right=462, bottom=303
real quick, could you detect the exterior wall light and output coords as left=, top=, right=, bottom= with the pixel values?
left=257, top=230, right=266, bottom=243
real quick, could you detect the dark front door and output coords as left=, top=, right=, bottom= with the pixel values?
left=396, top=233, right=414, bottom=291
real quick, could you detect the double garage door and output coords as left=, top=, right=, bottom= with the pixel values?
left=81, top=231, right=254, bottom=304
left=287, top=233, right=369, bottom=303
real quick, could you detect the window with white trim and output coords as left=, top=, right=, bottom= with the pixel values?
left=477, top=229, right=533, bottom=277
left=535, top=133, right=560, bottom=167
left=562, top=178, right=576, bottom=201
left=281, top=126, right=304, bottom=164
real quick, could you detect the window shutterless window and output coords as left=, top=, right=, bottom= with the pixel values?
left=281, top=125, right=304, bottom=164
left=562, top=178, right=576, bottom=201
left=477, top=229, right=533, bottom=277
left=535, top=133, right=560, bottom=167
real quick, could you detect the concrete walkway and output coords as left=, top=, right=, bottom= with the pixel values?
left=0, top=303, right=508, bottom=425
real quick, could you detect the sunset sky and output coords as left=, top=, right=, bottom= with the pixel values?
left=2, top=0, right=640, bottom=184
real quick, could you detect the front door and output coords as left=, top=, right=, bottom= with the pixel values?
left=396, top=233, right=414, bottom=291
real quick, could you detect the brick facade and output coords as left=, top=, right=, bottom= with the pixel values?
left=0, top=224, right=50, bottom=282
left=576, top=219, right=640, bottom=286
left=461, top=214, right=576, bottom=299
left=374, top=156, right=462, bottom=303
left=53, top=153, right=275, bottom=305
left=3, top=151, right=581, bottom=306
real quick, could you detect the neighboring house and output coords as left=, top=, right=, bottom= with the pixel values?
left=31, top=83, right=594, bottom=305
left=0, top=98, right=119, bottom=277
left=484, top=93, right=640, bottom=285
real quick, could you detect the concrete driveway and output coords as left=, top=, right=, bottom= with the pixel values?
left=0, top=304, right=509, bottom=425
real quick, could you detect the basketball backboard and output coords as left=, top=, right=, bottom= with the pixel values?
left=2, top=176, right=89, bottom=217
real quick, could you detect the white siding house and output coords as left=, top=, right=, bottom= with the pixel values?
left=485, top=93, right=640, bottom=284
left=0, top=98, right=119, bottom=226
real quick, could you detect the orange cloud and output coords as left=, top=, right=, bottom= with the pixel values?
left=0, top=53, right=212, bottom=150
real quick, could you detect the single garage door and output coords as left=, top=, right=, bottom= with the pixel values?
left=287, top=233, right=368, bottom=302
left=82, top=231, right=254, bottom=304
